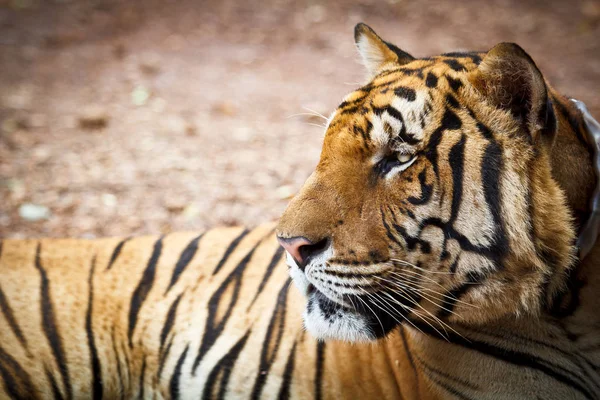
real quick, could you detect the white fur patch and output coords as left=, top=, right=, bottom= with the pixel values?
left=283, top=247, right=377, bottom=342
left=369, top=90, right=430, bottom=153
left=303, top=297, right=375, bottom=342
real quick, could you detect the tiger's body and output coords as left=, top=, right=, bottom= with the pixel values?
left=3, top=225, right=599, bottom=399
left=0, top=226, right=413, bottom=399
left=2, top=23, right=600, bottom=399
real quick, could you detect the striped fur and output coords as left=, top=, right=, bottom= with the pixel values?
left=0, top=226, right=420, bottom=399
left=1, top=24, right=600, bottom=399
left=276, top=24, right=600, bottom=398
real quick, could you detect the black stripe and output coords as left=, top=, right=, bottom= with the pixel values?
left=315, top=342, right=325, bottom=400
left=169, top=345, right=189, bottom=400
left=425, top=72, right=438, bottom=88
left=158, top=337, right=174, bottom=379
left=212, top=229, right=250, bottom=275
left=449, top=255, right=461, bottom=274
left=380, top=207, right=405, bottom=249
left=353, top=123, right=372, bottom=152
left=425, top=127, right=444, bottom=177
left=394, top=87, right=416, bottom=102
left=340, top=105, right=365, bottom=116
left=128, top=237, right=164, bottom=347
left=407, top=169, right=433, bottom=205
left=446, top=76, right=463, bottom=92
left=338, top=95, right=368, bottom=111
left=383, top=40, right=415, bottom=64
left=393, top=222, right=431, bottom=254
left=165, top=234, right=204, bottom=294
left=399, top=67, right=425, bottom=79
left=365, top=288, right=421, bottom=337
left=448, top=134, right=466, bottom=223
left=415, top=352, right=479, bottom=394
left=105, top=238, right=130, bottom=270
left=45, top=366, right=64, bottom=400
left=250, top=280, right=292, bottom=399
left=438, top=272, right=486, bottom=319
left=468, top=114, right=507, bottom=263
left=481, top=139, right=508, bottom=260
left=441, top=52, right=482, bottom=65
left=385, top=106, right=420, bottom=146
left=539, top=97, right=557, bottom=138
left=137, top=357, right=146, bottom=400
left=445, top=93, right=460, bottom=109
left=0, top=345, right=37, bottom=400
left=160, top=294, right=183, bottom=351
left=426, top=374, right=474, bottom=400
left=411, top=322, right=597, bottom=399
left=399, top=326, right=420, bottom=396
left=192, top=242, right=260, bottom=372
left=464, top=324, right=600, bottom=392
left=85, top=256, right=103, bottom=400
left=277, top=342, right=297, bottom=400
left=248, top=246, right=285, bottom=309
left=34, top=243, right=73, bottom=400
left=476, top=121, right=494, bottom=140
left=443, top=59, right=466, bottom=72
left=440, top=108, right=462, bottom=130
left=372, top=67, right=404, bottom=80
left=202, top=332, right=251, bottom=400
left=420, top=217, right=494, bottom=256
left=0, top=285, right=28, bottom=351
left=364, top=120, right=374, bottom=147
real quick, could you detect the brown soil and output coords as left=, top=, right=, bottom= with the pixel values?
left=1, top=0, right=599, bottom=238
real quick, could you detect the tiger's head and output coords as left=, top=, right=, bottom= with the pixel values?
left=276, top=24, right=579, bottom=342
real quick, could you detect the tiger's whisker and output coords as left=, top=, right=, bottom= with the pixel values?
left=302, top=106, right=329, bottom=121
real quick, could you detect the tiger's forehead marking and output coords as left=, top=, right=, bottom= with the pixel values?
left=369, top=88, right=433, bottom=150
left=325, top=56, right=484, bottom=156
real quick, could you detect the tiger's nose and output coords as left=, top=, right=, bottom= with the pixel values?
left=277, top=236, right=330, bottom=271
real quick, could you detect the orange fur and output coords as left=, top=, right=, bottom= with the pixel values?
left=1, top=24, right=600, bottom=399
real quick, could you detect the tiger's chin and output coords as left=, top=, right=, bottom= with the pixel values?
left=287, top=253, right=399, bottom=342
left=302, top=289, right=400, bottom=342
left=302, top=290, right=376, bottom=342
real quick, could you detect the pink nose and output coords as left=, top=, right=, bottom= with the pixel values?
left=277, top=236, right=313, bottom=266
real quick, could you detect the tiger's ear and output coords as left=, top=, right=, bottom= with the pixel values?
left=354, top=23, right=415, bottom=78
left=469, top=42, right=556, bottom=144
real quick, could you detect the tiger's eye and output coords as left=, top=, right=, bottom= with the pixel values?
left=397, top=153, right=412, bottom=163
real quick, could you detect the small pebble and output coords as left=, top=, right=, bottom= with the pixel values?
left=19, top=203, right=51, bottom=222
left=131, top=86, right=151, bottom=106
left=78, top=105, right=109, bottom=129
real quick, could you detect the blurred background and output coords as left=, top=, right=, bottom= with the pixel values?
left=1, top=0, right=599, bottom=238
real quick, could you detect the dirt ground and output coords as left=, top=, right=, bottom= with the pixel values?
left=1, top=0, right=599, bottom=238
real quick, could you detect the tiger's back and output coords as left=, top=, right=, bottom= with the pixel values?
left=1, top=224, right=290, bottom=398
left=0, top=225, right=414, bottom=399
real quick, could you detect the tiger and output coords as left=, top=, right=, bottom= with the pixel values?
left=1, top=22, right=600, bottom=399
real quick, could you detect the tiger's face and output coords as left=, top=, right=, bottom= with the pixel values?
left=276, top=24, right=576, bottom=342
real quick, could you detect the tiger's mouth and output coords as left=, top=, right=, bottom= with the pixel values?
left=303, top=281, right=405, bottom=340
left=286, top=250, right=418, bottom=340
left=295, top=266, right=412, bottom=340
